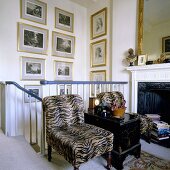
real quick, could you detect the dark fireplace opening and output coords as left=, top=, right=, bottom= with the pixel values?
left=138, top=82, right=170, bottom=125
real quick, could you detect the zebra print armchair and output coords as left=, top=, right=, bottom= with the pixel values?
left=42, top=94, right=113, bottom=170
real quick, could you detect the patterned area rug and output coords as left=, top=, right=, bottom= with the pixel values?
left=124, top=151, right=170, bottom=170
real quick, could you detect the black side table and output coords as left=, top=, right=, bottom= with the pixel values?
left=84, top=112, right=141, bottom=170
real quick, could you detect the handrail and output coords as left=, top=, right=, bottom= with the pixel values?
left=5, top=81, right=42, bottom=101
left=40, top=80, right=128, bottom=85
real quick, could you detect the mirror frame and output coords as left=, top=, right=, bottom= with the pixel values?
left=137, top=0, right=144, bottom=55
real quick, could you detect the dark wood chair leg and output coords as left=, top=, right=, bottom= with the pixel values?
left=74, top=167, right=79, bottom=170
left=48, top=145, right=52, bottom=162
left=106, top=151, right=112, bottom=170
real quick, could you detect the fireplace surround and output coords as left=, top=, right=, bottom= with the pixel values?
left=127, top=63, right=170, bottom=120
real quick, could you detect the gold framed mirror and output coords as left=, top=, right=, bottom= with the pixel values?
left=137, top=0, right=170, bottom=60
left=137, top=0, right=144, bottom=55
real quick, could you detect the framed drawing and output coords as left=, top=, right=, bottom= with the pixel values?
left=54, top=61, right=73, bottom=80
left=91, top=7, right=107, bottom=39
left=138, top=54, right=146, bottom=66
left=55, top=7, right=74, bottom=32
left=52, top=31, right=75, bottom=58
left=162, top=36, right=170, bottom=54
left=91, top=39, right=106, bottom=67
left=18, top=22, right=48, bottom=55
left=59, top=84, right=72, bottom=95
left=90, top=70, right=106, bottom=96
left=20, top=0, right=47, bottom=25
left=21, top=56, right=45, bottom=80
left=24, top=85, right=42, bottom=103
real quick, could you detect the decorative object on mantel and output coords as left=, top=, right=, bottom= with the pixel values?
left=153, top=53, right=166, bottom=64
left=137, top=54, right=147, bottom=66
left=126, top=48, right=137, bottom=66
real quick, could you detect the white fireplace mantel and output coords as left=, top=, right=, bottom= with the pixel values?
left=126, top=63, right=170, bottom=113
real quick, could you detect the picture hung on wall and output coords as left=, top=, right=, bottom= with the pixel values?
left=18, top=22, right=48, bottom=55
left=90, top=70, right=106, bottom=96
left=91, top=7, right=107, bottom=39
left=138, top=54, right=147, bottom=66
left=54, top=61, right=73, bottom=80
left=24, top=85, right=42, bottom=103
left=20, top=0, right=47, bottom=25
left=55, top=7, right=74, bottom=32
left=162, top=36, right=170, bottom=55
left=21, top=56, right=45, bottom=80
left=91, top=39, right=106, bottom=67
left=59, top=84, right=72, bottom=95
left=52, top=31, right=75, bottom=58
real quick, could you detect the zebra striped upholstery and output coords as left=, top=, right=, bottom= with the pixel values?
left=97, top=91, right=125, bottom=109
left=43, top=94, right=113, bottom=169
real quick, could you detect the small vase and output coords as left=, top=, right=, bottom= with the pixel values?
left=112, top=108, right=125, bottom=118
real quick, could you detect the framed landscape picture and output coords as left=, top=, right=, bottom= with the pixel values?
left=18, top=22, right=48, bottom=55
left=54, top=61, right=73, bottom=80
left=55, top=7, right=74, bottom=32
left=91, top=7, right=107, bottom=39
left=21, top=56, right=45, bottom=80
left=24, top=85, right=42, bottom=103
left=90, top=70, right=106, bottom=96
left=20, top=0, right=47, bottom=25
left=162, top=36, right=170, bottom=54
left=52, top=31, right=75, bottom=58
left=91, top=39, right=106, bottom=67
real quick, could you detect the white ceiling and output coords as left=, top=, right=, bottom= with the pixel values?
left=70, top=0, right=99, bottom=8
left=144, top=0, right=170, bottom=26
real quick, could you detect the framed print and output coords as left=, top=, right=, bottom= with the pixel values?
left=18, top=22, right=48, bottom=55
left=21, top=56, right=45, bottom=80
left=52, top=31, right=75, bottom=58
left=54, top=61, right=73, bottom=81
left=20, top=0, right=47, bottom=25
left=59, top=84, right=72, bottom=95
left=91, top=39, right=106, bottom=67
left=90, top=70, right=106, bottom=96
left=138, top=54, right=146, bottom=66
left=24, top=85, right=42, bottom=103
left=162, top=36, right=170, bottom=54
left=55, top=7, right=74, bottom=33
left=91, top=7, right=107, bottom=39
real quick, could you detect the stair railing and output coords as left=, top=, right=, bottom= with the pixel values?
left=4, top=81, right=42, bottom=153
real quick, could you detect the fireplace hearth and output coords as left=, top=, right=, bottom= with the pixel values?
left=138, top=82, right=170, bottom=125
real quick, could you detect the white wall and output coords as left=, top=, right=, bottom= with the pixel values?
left=111, top=0, right=138, bottom=111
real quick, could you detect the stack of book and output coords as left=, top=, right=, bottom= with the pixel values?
left=145, top=114, right=160, bottom=121
left=151, top=121, right=170, bottom=140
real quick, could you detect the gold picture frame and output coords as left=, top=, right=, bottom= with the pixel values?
left=91, top=7, right=107, bottom=39
left=52, top=31, right=75, bottom=58
left=162, top=36, right=170, bottom=55
left=90, top=70, right=106, bottom=96
left=18, top=22, right=48, bottom=55
left=54, top=61, right=73, bottom=81
left=55, top=7, right=74, bottom=33
left=21, top=56, right=45, bottom=80
left=20, top=0, right=47, bottom=25
left=91, top=39, right=106, bottom=67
